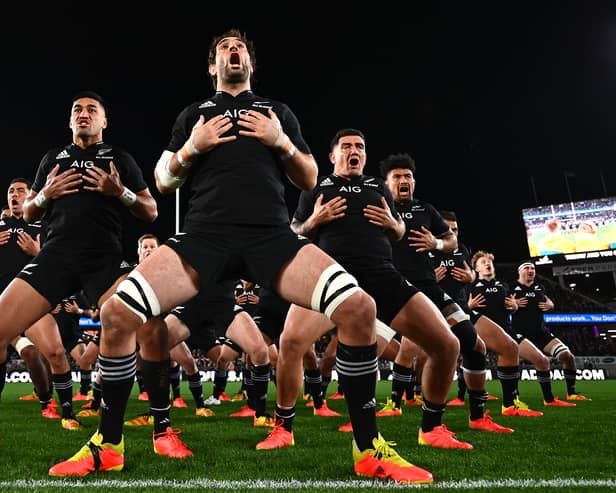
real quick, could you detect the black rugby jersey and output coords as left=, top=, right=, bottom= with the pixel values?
left=32, top=142, right=147, bottom=254
left=294, top=173, right=398, bottom=265
left=510, top=281, right=548, bottom=331
left=166, top=91, right=311, bottom=230
left=431, top=242, right=472, bottom=305
left=469, top=278, right=512, bottom=328
left=391, top=199, right=451, bottom=282
left=0, top=216, right=47, bottom=279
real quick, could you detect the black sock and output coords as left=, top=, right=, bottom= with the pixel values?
left=135, top=370, right=145, bottom=393
left=251, top=363, right=271, bottom=417
left=469, top=389, right=488, bottom=421
left=275, top=405, right=295, bottom=433
left=39, top=389, right=53, bottom=409
left=304, top=368, right=323, bottom=409
left=99, top=352, right=136, bottom=444
left=169, top=364, right=181, bottom=400
left=537, top=370, right=554, bottom=402
left=141, top=358, right=171, bottom=434
left=391, top=363, right=410, bottom=408
left=53, top=371, right=74, bottom=418
left=336, top=341, right=378, bottom=451
left=80, top=369, right=92, bottom=395
left=187, top=371, right=205, bottom=407
left=213, top=368, right=228, bottom=398
left=497, top=365, right=520, bottom=407
left=320, top=374, right=332, bottom=398
left=406, top=370, right=416, bottom=400
left=421, top=399, right=446, bottom=432
left=564, top=368, right=577, bottom=395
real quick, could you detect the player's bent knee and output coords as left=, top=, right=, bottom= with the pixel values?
left=14, top=336, right=34, bottom=356
left=111, top=271, right=161, bottom=324
left=310, top=263, right=363, bottom=318
left=549, top=342, right=570, bottom=360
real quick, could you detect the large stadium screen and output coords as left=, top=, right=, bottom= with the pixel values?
left=522, top=197, right=616, bottom=264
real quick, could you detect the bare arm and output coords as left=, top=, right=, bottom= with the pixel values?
left=290, top=194, right=346, bottom=240
left=408, top=227, right=457, bottom=253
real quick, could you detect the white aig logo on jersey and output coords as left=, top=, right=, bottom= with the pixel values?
left=339, top=186, right=362, bottom=193
left=70, top=160, right=95, bottom=169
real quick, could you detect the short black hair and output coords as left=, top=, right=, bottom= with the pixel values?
left=440, top=210, right=458, bottom=222
left=379, top=153, right=416, bottom=179
left=72, top=90, right=107, bottom=114
left=9, top=177, right=31, bottom=188
left=329, top=128, right=365, bottom=152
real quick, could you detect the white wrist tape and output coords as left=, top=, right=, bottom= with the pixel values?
left=435, top=238, right=444, bottom=251
left=78, top=308, right=84, bottom=315
left=184, top=136, right=199, bottom=157
left=177, top=149, right=193, bottom=168
left=34, top=191, right=48, bottom=209
left=156, top=155, right=186, bottom=190
left=281, top=144, right=297, bottom=161
left=118, top=187, right=137, bottom=207
left=274, top=127, right=288, bottom=149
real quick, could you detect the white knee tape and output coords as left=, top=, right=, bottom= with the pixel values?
left=14, top=337, right=34, bottom=356
left=310, top=263, right=360, bottom=318
left=115, top=271, right=161, bottom=323
left=376, top=319, right=396, bottom=342
left=443, top=304, right=470, bottom=324
left=550, top=342, right=569, bottom=359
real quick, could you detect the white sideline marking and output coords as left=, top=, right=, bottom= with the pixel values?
left=0, top=478, right=615, bottom=489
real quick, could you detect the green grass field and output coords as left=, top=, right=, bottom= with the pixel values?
left=0, top=379, right=614, bottom=493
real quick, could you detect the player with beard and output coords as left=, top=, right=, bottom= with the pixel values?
left=257, top=128, right=460, bottom=484
left=380, top=153, right=515, bottom=446
left=50, top=31, right=418, bottom=484
left=511, top=262, right=589, bottom=404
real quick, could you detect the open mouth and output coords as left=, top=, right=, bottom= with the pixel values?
left=349, top=157, right=359, bottom=166
left=399, top=184, right=410, bottom=194
left=229, top=52, right=241, bottom=67
left=11, top=199, right=18, bottom=206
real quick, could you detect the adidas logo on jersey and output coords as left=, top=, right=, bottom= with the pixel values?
left=56, top=149, right=70, bottom=159
left=320, top=177, right=334, bottom=187
left=199, top=101, right=216, bottom=108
